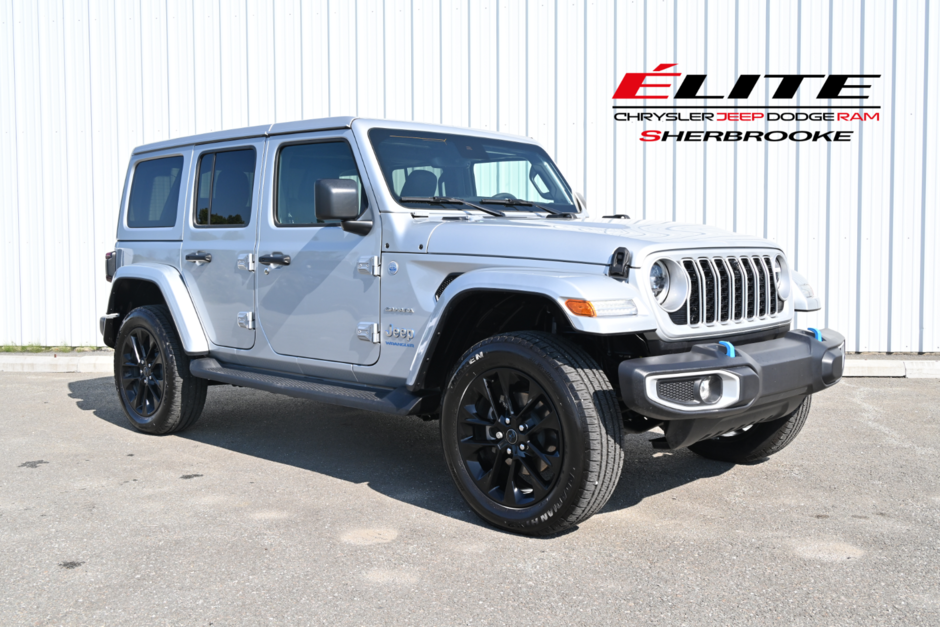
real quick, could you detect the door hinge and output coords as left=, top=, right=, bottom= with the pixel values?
left=356, top=322, right=380, bottom=344
left=237, top=311, right=255, bottom=330
left=357, top=255, right=381, bottom=277
left=237, top=253, right=255, bottom=272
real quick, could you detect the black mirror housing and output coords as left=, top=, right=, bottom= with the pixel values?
left=315, top=179, right=360, bottom=221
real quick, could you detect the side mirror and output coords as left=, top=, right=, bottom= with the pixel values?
left=315, top=178, right=372, bottom=234
left=315, top=179, right=360, bottom=220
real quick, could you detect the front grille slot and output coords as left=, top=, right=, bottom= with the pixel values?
left=683, top=260, right=702, bottom=325
left=714, top=258, right=731, bottom=322
left=727, top=258, right=744, bottom=321
left=674, top=254, right=781, bottom=328
left=699, top=260, right=716, bottom=324
left=763, top=257, right=778, bottom=315
left=741, top=259, right=756, bottom=318
left=753, top=257, right=767, bottom=317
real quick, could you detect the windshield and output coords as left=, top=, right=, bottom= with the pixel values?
left=367, top=128, right=577, bottom=214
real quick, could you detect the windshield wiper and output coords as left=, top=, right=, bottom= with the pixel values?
left=480, top=198, right=572, bottom=218
left=400, top=196, right=506, bottom=217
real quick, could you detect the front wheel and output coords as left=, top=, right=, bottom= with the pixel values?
left=688, top=396, right=812, bottom=463
left=441, top=331, right=624, bottom=536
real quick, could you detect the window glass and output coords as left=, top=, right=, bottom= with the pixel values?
left=127, top=156, right=184, bottom=228
left=368, top=128, right=576, bottom=214
left=390, top=166, right=442, bottom=196
left=194, top=149, right=255, bottom=226
left=276, top=141, right=365, bottom=226
left=473, top=160, right=549, bottom=203
left=194, top=154, right=213, bottom=224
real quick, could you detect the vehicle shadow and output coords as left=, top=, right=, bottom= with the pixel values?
left=68, top=377, right=733, bottom=529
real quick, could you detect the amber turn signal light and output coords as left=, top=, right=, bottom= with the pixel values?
left=565, top=299, right=596, bottom=317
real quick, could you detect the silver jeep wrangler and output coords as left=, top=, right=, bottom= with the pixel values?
left=102, top=117, right=845, bottom=535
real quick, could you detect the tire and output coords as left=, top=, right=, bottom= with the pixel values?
left=440, top=331, right=624, bottom=536
left=114, top=305, right=207, bottom=435
left=688, top=395, right=812, bottom=463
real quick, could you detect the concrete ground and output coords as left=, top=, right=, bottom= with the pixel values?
left=1, top=373, right=938, bottom=626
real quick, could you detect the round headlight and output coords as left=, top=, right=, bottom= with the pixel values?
left=650, top=261, right=670, bottom=303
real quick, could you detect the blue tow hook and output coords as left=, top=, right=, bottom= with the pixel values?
left=718, top=341, right=736, bottom=358
left=808, top=327, right=823, bottom=341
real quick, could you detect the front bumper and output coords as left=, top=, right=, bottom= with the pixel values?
left=619, top=328, right=845, bottom=449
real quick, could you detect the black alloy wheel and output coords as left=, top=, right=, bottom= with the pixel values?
left=457, top=367, right=563, bottom=508
left=441, top=331, right=624, bottom=536
left=120, top=327, right=166, bottom=420
left=113, top=305, right=207, bottom=434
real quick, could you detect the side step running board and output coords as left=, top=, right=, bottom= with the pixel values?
left=189, top=358, right=437, bottom=416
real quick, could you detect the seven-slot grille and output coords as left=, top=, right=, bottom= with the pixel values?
left=668, top=255, right=783, bottom=327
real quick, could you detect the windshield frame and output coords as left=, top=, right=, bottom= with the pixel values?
left=362, top=125, right=580, bottom=215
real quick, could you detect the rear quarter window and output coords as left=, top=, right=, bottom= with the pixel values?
left=127, top=156, right=184, bottom=228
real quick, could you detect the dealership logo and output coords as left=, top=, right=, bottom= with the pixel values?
left=613, top=63, right=880, bottom=102
left=612, top=64, right=882, bottom=142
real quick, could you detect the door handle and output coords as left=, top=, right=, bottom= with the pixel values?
left=185, top=251, right=212, bottom=263
left=258, top=252, right=291, bottom=266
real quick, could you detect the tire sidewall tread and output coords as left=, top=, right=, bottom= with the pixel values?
left=441, top=331, right=623, bottom=536
left=113, top=305, right=207, bottom=435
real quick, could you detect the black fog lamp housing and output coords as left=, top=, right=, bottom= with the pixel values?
left=648, top=370, right=741, bottom=411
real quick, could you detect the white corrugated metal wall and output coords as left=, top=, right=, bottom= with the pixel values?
left=0, top=0, right=937, bottom=351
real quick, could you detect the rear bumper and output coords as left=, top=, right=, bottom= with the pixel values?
left=619, top=328, right=845, bottom=449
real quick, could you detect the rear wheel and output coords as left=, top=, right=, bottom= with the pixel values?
left=441, top=331, right=623, bottom=535
left=114, top=305, right=207, bottom=434
left=688, top=396, right=812, bottom=463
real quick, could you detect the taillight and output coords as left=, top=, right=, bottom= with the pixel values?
left=105, top=251, right=115, bottom=282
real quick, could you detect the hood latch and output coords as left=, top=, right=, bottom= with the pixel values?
left=609, top=247, right=632, bottom=279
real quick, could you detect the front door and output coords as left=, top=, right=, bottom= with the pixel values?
left=181, top=138, right=265, bottom=350
left=255, top=130, right=381, bottom=366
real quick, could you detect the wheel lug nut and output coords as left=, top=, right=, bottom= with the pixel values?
left=503, top=417, right=510, bottom=425
left=495, top=431, right=503, bottom=439
left=518, top=425, right=525, bottom=432
left=519, top=444, right=526, bottom=451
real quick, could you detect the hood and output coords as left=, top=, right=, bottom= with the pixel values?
left=425, top=217, right=781, bottom=266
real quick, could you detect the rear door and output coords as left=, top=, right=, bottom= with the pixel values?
left=180, top=138, right=265, bottom=350
left=255, top=130, right=382, bottom=365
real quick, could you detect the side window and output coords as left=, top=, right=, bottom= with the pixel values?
left=194, top=148, right=256, bottom=226
left=127, top=156, right=184, bottom=228
left=276, top=141, right=365, bottom=226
